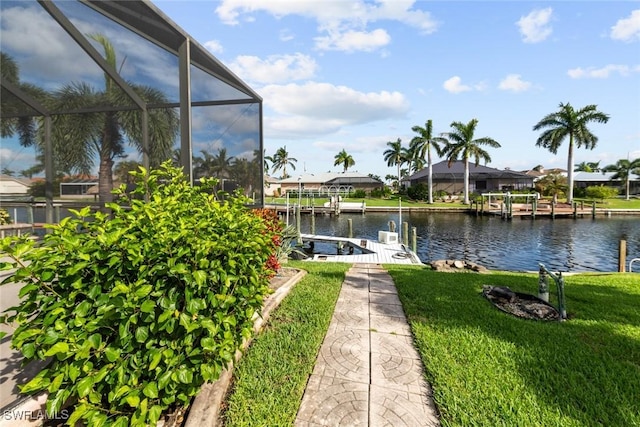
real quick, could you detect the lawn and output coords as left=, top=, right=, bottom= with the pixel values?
left=220, top=263, right=639, bottom=426
left=221, top=262, right=350, bottom=427
left=386, top=266, right=640, bottom=427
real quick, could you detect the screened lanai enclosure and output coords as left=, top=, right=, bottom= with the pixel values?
left=1, top=0, right=264, bottom=222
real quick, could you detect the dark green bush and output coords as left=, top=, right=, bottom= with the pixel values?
left=351, top=189, right=366, bottom=198
left=0, top=162, right=277, bottom=426
left=407, top=183, right=428, bottom=201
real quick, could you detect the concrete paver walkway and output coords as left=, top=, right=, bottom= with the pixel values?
left=295, top=263, right=440, bottom=426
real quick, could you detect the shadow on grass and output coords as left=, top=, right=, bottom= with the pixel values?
left=388, top=266, right=640, bottom=427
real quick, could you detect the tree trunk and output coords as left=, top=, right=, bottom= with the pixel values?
left=463, top=156, right=470, bottom=205
left=98, top=155, right=114, bottom=207
left=427, top=147, right=433, bottom=204
left=566, top=135, right=575, bottom=203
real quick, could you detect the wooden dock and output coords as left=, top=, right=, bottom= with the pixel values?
left=473, top=202, right=598, bottom=219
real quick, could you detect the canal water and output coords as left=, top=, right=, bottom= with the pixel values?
left=295, top=212, right=640, bottom=273
left=5, top=205, right=639, bottom=273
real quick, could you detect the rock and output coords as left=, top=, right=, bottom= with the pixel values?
left=430, top=259, right=489, bottom=273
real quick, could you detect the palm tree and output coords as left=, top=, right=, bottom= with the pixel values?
left=439, top=119, right=501, bottom=204
left=602, top=158, right=640, bottom=200
left=574, top=161, right=601, bottom=172
left=45, top=34, right=178, bottom=204
left=533, top=102, right=610, bottom=203
left=1, top=52, right=43, bottom=148
left=535, top=172, right=568, bottom=204
left=271, top=146, right=297, bottom=179
left=334, top=149, right=355, bottom=172
left=410, top=119, right=447, bottom=203
left=383, top=138, right=405, bottom=191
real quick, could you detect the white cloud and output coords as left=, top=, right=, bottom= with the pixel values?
left=443, top=76, right=471, bottom=93
left=215, top=0, right=438, bottom=52
left=567, top=64, right=638, bottom=79
left=314, top=28, right=391, bottom=52
left=230, top=54, right=318, bottom=84
left=610, top=10, right=640, bottom=42
left=517, top=8, right=553, bottom=43
left=498, top=74, right=532, bottom=92
left=203, top=40, right=224, bottom=54
left=258, top=82, right=409, bottom=138
left=279, top=29, right=295, bottom=42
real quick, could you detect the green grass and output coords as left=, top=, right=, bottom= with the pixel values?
left=221, top=262, right=350, bottom=427
left=577, top=197, right=640, bottom=210
left=386, top=266, right=640, bottom=427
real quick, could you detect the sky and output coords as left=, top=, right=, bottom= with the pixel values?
left=1, top=1, right=639, bottom=181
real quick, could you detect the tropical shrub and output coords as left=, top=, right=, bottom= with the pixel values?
left=370, top=187, right=391, bottom=198
left=407, top=183, right=428, bottom=201
left=0, top=162, right=278, bottom=426
left=585, top=185, right=618, bottom=201
left=351, top=189, right=366, bottom=198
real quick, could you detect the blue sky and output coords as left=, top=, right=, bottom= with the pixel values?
left=154, top=0, right=640, bottom=179
left=1, top=1, right=639, bottom=181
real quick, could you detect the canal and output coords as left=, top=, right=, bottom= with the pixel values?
left=295, top=212, right=640, bottom=273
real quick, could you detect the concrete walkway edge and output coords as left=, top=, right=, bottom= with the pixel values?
left=295, top=263, right=440, bottom=426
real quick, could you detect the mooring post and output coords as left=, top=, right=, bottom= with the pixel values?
left=389, top=220, right=396, bottom=233
left=538, top=264, right=549, bottom=302
left=532, top=197, right=537, bottom=220
left=573, top=202, right=577, bottom=219
left=619, top=240, right=627, bottom=272
left=347, top=218, right=353, bottom=238
left=551, top=202, right=555, bottom=220
left=402, top=221, right=408, bottom=245
left=592, top=201, right=596, bottom=219
left=54, top=205, right=61, bottom=223
left=411, top=226, right=417, bottom=253
left=296, top=204, right=302, bottom=244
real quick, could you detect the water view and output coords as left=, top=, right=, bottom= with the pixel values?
left=296, top=212, right=640, bottom=273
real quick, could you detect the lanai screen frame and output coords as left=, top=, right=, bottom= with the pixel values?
left=0, top=0, right=264, bottom=222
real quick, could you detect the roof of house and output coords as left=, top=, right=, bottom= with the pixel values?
left=0, top=175, right=33, bottom=186
left=406, top=161, right=533, bottom=181
left=573, top=171, right=640, bottom=182
left=279, top=172, right=382, bottom=185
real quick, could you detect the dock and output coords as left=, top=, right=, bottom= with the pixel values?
left=299, top=233, right=423, bottom=265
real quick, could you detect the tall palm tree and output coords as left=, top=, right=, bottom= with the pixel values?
left=410, top=119, right=447, bottom=203
left=439, top=119, right=501, bottom=204
left=334, top=149, right=355, bottom=172
left=271, top=146, right=297, bottom=179
left=602, top=158, right=640, bottom=200
left=383, top=138, right=405, bottom=191
left=533, top=102, right=609, bottom=203
left=45, top=34, right=178, bottom=204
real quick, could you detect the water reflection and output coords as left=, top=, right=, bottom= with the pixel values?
left=297, top=212, right=640, bottom=272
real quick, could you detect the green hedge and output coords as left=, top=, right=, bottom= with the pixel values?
left=0, top=163, right=278, bottom=426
